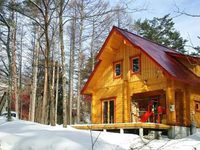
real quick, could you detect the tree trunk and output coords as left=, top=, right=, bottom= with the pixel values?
left=50, top=45, right=56, bottom=126
left=41, top=0, right=51, bottom=124
left=19, top=25, right=23, bottom=119
left=11, top=0, right=19, bottom=116
left=77, top=0, right=84, bottom=124
left=69, top=16, right=76, bottom=124
left=55, top=62, right=59, bottom=124
left=30, top=27, right=40, bottom=122
left=59, top=0, right=68, bottom=127
left=90, top=19, right=95, bottom=70
left=41, top=45, right=48, bottom=124
left=6, top=23, right=12, bottom=121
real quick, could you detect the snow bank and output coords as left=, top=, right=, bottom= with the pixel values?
left=0, top=118, right=138, bottom=150
left=1, top=117, right=200, bottom=150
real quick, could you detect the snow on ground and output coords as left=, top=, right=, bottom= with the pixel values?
left=0, top=117, right=139, bottom=150
left=0, top=117, right=200, bottom=150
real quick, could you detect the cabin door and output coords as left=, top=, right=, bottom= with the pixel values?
left=175, top=91, right=184, bottom=125
left=102, top=100, right=114, bottom=123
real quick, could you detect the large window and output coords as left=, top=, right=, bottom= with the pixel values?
left=130, top=56, right=140, bottom=74
left=113, top=60, right=122, bottom=78
left=102, top=99, right=115, bottom=123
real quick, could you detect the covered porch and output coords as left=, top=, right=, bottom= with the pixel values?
left=131, top=90, right=167, bottom=124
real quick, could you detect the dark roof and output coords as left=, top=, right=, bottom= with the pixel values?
left=114, top=26, right=200, bottom=86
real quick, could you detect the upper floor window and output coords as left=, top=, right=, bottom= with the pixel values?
left=113, top=60, right=122, bottom=78
left=130, top=56, right=141, bottom=74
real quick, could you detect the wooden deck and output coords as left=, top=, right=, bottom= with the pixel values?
left=72, top=122, right=171, bottom=131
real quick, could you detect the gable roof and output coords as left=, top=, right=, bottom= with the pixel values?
left=82, top=26, right=200, bottom=94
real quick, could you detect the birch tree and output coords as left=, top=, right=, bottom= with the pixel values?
left=30, top=26, right=40, bottom=122
left=68, top=11, right=76, bottom=125
left=57, top=0, right=69, bottom=127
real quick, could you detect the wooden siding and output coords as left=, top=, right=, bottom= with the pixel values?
left=91, top=38, right=169, bottom=124
left=190, top=87, right=200, bottom=127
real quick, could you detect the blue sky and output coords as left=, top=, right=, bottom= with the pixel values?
left=110, top=0, right=200, bottom=52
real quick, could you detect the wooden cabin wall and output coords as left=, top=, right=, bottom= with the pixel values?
left=91, top=41, right=169, bottom=123
left=190, top=86, right=200, bottom=128
left=172, top=81, right=188, bottom=126
left=127, top=45, right=167, bottom=93
left=91, top=44, right=124, bottom=123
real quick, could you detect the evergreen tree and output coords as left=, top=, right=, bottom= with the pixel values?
left=134, top=14, right=187, bottom=53
left=190, top=37, right=200, bottom=56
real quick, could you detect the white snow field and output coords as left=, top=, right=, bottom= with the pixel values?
left=0, top=117, right=200, bottom=150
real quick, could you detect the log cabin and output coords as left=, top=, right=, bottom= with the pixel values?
left=81, top=26, right=200, bottom=136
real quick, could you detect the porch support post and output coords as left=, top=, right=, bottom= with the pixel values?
left=139, top=128, right=143, bottom=137
left=120, top=128, right=124, bottom=134
left=123, top=41, right=130, bottom=123
left=166, top=79, right=176, bottom=125
left=184, top=85, right=191, bottom=126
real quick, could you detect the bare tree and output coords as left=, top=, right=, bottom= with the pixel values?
left=68, top=12, right=76, bottom=124
left=55, top=61, right=60, bottom=124
left=76, top=0, right=84, bottom=124
left=30, top=26, right=40, bottom=122
left=10, top=0, right=19, bottom=115
left=57, top=0, right=69, bottom=127
left=0, top=4, right=13, bottom=121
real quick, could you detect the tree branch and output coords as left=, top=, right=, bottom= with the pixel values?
left=28, top=0, right=45, bottom=18
left=7, top=5, right=45, bottom=30
left=174, top=3, right=200, bottom=17
left=0, top=68, right=8, bottom=77
left=0, top=35, right=7, bottom=46
left=1, top=58, right=9, bottom=76
left=0, top=13, right=10, bottom=28
left=62, top=0, right=70, bottom=14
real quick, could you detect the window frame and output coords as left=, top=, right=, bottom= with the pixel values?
left=195, top=100, right=200, bottom=112
left=113, top=60, right=123, bottom=79
left=101, top=97, right=116, bottom=124
left=130, top=55, right=141, bottom=75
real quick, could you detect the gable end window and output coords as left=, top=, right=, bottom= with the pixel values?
left=130, top=56, right=141, bottom=74
left=195, top=101, right=200, bottom=112
left=113, top=60, right=122, bottom=78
